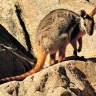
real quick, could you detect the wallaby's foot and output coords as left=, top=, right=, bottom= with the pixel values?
left=49, top=59, right=57, bottom=65
left=58, top=56, right=65, bottom=63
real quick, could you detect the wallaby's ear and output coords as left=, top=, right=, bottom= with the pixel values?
left=80, top=10, right=87, bottom=18
left=89, top=7, right=96, bottom=17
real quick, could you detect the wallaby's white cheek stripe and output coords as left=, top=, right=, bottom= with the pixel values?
left=80, top=18, right=87, bottom=32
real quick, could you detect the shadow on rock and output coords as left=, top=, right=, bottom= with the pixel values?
left=65, top=56, right=87, bottom=61
left=0, top=24, right=36, bottom=79
left=87, top=57, right=96, bottom=63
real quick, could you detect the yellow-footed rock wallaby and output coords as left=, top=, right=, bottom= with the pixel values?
left=0, top=8, right=96, bottom=83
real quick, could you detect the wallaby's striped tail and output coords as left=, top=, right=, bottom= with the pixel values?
left=0, top=53, right=47, bottom=84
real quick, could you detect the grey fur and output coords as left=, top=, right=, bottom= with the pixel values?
left=35, top=9, right=94, bottom=53
left=36, top=9, right=80, bottom=53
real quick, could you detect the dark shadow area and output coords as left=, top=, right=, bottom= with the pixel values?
left=65, top=56, right=87, bottom=61
left=53, top=56, right=87, bottom=64
left=75, top=68, right=96, bottom=95
left=87, top=57, right=96, bottom=63
left=86, top=0, right=89, bottom=2
left=70, top=88, right=82, bottom=96
left=0, top=44, right=33, bottom=79
left=58, top=67, right=70, bottom=88
left=15, top=4, right=32, bottom=53
left=69, top=68, right=96, bottom=95
left=0, top=24, right=35, bottom=60
left=0, top=24, right=36, bottom=79
left=73, top=67, right=87, bottom=79
left=82, top=80, right=96, bottom=96
left=66, top=56, right=96, bottom=63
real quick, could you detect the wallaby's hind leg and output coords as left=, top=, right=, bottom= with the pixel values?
left=77, top=29, right=86, bottom=52
left=49, top=53, right=56, bottom=65
left=71, top=29, right=85, bottom=56
left=58, top=38, right=68, bottom=63
left=58, top=47, right=65, bottom=62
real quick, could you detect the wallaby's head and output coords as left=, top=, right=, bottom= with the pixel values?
left=80, top=8, right=96, bottom=35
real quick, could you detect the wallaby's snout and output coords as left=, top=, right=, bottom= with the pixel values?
left=80, top=9, right=95, bottom=36
left=84, top=17, right=94, bottom=35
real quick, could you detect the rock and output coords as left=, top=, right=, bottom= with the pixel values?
left=0, top=0, right=96, bottom=96
left=0, top=24, right=35, bottom=79
left=0, top=44, right=33, bottom=79
left=0, top=61, right=96, bottom=96
left=0, top=24, right=34, bottom=59
left=0, top=0, right=26, bottom=48
left=87, top=0, right=96, bottom=6
left=46, top=87, right=72, bottom=96
left=65, top=63, right=96, bottom=96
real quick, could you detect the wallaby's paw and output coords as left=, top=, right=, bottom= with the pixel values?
left=49, top=59, right=57, bottom=65
left=78, top=48, right=81, bottom=52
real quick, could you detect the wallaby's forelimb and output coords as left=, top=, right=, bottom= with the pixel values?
left=78, top=37, right=82, bottom=52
